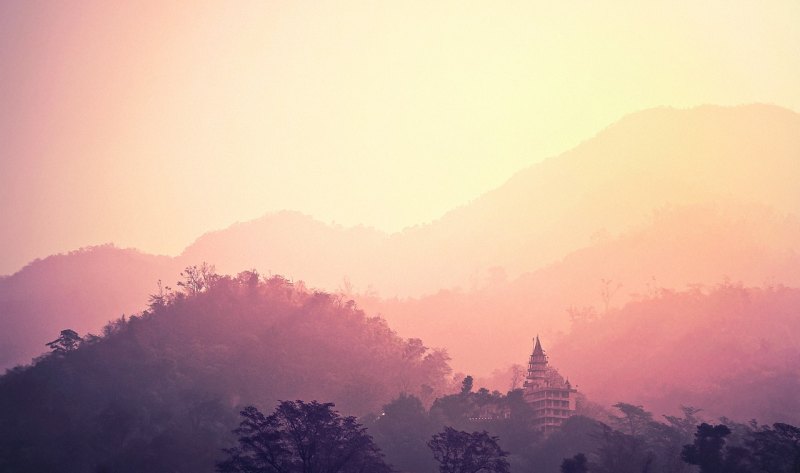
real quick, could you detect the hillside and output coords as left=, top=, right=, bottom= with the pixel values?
left=550, top=284, right=800, bottom=425
left=358, top=203, right=800, bottom=374
left=178, top=210, right=387, bottom=290
left=0, top=245, right=179, bottom=369
left=0, top=270, right=451, bottom=473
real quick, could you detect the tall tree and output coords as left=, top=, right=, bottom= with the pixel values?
left=369, top=394, right=437, bottom=473
left=610, top=403, right=653, bottom=437
left=748, top=423, right=800, bottom=473
left=45, top=329, right=82, bottom=354
left=460, top=376, right=474, bottom=395
left=428, top=427, right=509, bottom=473
left=217, top=401, right=392, bottom=473
left=681, top=423, right=752, bottom=473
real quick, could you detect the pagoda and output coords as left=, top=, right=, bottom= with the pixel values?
left=523, top=336, right=577, bottom=433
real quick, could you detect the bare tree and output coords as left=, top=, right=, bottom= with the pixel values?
left=600, top=278, right=623, bottom=315
left=178, top=263, right=219, bottom=295
left=509, top=364, right=525, bottom=391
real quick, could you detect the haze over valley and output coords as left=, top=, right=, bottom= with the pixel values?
left=2, top=2, right=799, bottom=471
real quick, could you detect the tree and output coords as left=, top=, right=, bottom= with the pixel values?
left=561, top=453, right=589, bottom=473
left=610, top=403, right=653, bottom=437
left=217, top=401, right=392, bottom=473
left=370, top=394, right=437, bottom=473
left=428, top=427, right=509, bottom=473
left=147, top=279, right=172, bottom=312
left=45, top=329, right=82, bottom=354
left=177, top=263, right=219, bottom=295
left=460, top=376, right=474, bottom=395
left=663, top=406, right=702, bottom=441
left=681, top=423, right=751, bottom=473
left=600, top=278, right=622, bottom=315
left=592, top=425, right=654, bottom=473
left=748, top=422, right=800, bottom=473
left=508, top=364, right=525, bottom=391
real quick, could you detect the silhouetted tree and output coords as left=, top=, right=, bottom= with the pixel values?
left=369, top=394, right=437, bottom=473
left=748, top=422, right=800, bottom=473
left=45, top=329, right=82, bottom=354
left=428, top=427, right=509, bottom=473
left=610, top=403, right=653, bottom=437
left=178, top=263, right=218, bottom=295
left=460, top=376, right=474, bottom=395
left=217, top=401, right=392, bottom=473
left=663, top=406, right=702, bottom=440
left=522, top=415, right=603, bottom=472
left=681, top=423, right=751, bottom=473
left=147, top=279, right=172, bottom=312
left=592, top=424, right=654, bottom=473
left=561, top=453, right=589, bottom=473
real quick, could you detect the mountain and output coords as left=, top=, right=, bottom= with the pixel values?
left=178, top=210, right=386, bottom=291
left=357, top=203, right=800, bottom=374
left=179, top=104, right=800, bottom=296
left=0, top=245, right=179, bottom=369
left=0, top=272, right=451, bottom=472
left=2, top=104, right=799, bottom=374
left=549, top=284, right=800, bottom=425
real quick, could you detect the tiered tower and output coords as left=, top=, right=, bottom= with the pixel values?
left=523, top=336, right=577, bottom=433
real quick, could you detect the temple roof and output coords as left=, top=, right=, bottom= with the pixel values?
left=533, top=335, right=544, bottom=356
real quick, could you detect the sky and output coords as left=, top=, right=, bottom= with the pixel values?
left=1, top=0, right=799, bottom=275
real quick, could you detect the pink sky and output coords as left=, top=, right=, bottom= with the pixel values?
left=2, top=0, right=799, bottom=275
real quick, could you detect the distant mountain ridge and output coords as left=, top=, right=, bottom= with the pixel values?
left=0, top=246, right=178, bottom=368
left=179, top=103, right=800, bottom=295
left=2, top=103, right=799, bottom=372
left=550, top=284, right=800, bottom=425
left=358, top=202, right=800, bottom=374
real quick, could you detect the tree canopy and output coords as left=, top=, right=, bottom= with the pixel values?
left=217, top=401, right=392, bottom=473
left=428, top=427, right=510, bottom=473
left=0, top=267, right=451, bottom=472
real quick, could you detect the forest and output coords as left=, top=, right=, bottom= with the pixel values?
left=0, top=267, right=797, bottom=472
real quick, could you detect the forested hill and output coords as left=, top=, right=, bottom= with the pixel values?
left=0, top=268, right=452, bottom=473
left=550, top=284, right=800, bottom=425
left=4, top=104, right=800, bottom=373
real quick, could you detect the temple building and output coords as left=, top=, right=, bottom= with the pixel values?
left=523, top=336, right=577, bottom=433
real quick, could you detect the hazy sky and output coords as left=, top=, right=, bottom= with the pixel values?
left=1, top=0, right=798, bottom=274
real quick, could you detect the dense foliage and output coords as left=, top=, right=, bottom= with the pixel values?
left=1, top=267, right=798, bottom=472
left=0, top=267, right=451, bottom=473
left=428, top=427, right=510, bottom=473
left=218, top=401, right=392, bottom=473
left=368, top=391, right=800, bottom=473
left=553, top=284, right=800, bottom=424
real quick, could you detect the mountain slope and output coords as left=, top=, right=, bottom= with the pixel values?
left=0, top=272, right=451, bottom=472
left=0, top=245, right=179, bottom=368
left=358, top=203, right=800, bottom=374
left=550, top=284, right=800, bottom=425
left=388, top=104, right=800, bottom=294
left=179, top=210, right=386, bottom=288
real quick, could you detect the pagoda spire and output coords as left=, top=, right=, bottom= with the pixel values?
left=533, top=335, right=544, bottom=355
left=521, top=335, right=578, bottom=434
left=526, top=334, right=549, bottom=387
